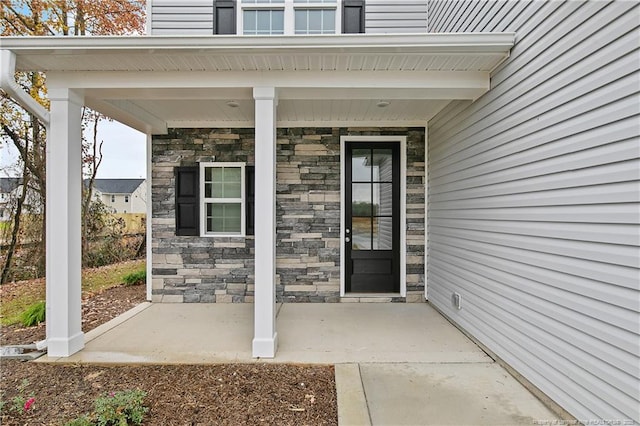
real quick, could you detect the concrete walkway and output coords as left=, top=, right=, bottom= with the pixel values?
left=336, top=363, right=559, bottom=425
left=40, top=302, right=560, bottom=425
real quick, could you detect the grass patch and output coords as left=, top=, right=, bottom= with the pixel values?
left=122, top=270, right=146, bottom=286
left=20, top=301, right=46, bottom=327
left=81, top=260, right=146, bottom=295
left=0, top=287, right=46, bottom=328
left=1, top=259, right=145, bottom=326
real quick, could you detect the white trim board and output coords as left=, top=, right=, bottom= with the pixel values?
left=424, top=125, right=428, bottom=302
left=145, top=133, right=153, bottom=301
left=340, top=135, right=407, bottom=298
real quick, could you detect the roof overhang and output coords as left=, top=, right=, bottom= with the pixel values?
left=0, top=33, right=515, bottom=134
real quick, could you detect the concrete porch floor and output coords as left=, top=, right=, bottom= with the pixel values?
left=41, top=302, right=561, bottom=425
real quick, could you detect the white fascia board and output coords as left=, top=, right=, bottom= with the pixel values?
left=167, top=120, right=431, bottom=129
left=0, top=33, right=515, bottom=58
left=278, top=87, right=488, bottom=101
left=91, top=86, right=486, bottom=101
left=46, top=70, right=489, bottom=91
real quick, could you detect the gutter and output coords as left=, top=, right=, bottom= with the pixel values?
left=0, top=33, right=516, bottom=54
left=0, top=50, right=50, bottom=127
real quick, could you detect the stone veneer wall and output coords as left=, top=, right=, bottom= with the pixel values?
left=151, top=127, right=425, bottom=303
left=276, top=128, right=341, bottom=302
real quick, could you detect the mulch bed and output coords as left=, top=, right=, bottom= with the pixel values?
left=0, top=281, right=338, bottom=425
left=1, top=363, right=337, bottom=425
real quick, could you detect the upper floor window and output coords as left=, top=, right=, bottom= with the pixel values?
left=295, top=2, right=336, bottom=34
left=243, top=8, right=285, bottom=35
left=240, top=0, right=339, bottom=35
left=125, top=195, right=130, bottom=203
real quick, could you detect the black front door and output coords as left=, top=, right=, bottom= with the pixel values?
left=345, top=142, right=400, bottom=293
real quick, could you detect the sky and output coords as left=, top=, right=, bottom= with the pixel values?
left=0, top=120, right=147, bottom=179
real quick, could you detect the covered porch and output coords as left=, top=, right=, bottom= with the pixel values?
left=44, top=301, right=489, bottom=364
left=0, top=33, right=514, bottom=359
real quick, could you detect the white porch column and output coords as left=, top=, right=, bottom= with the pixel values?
left=252, top=86, right=278, bottom=358
left=46, top=87, right=84, bottom=357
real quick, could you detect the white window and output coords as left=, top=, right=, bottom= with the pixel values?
left=111, top=195, right=115, bottom=203
left=200, top=162, right=245, bottom=236
left=294, top=0, right=336, bottom=34
left=242, top=0, right=285, bottom=35
left=125, top=195, right=129, bottom=203
left=240, top=0, right=339, bottom=35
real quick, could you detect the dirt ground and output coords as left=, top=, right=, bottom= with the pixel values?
left=0, top=282, right=338, bottom=425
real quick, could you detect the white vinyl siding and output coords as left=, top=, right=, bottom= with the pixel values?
left=150, top=0, right=214, bottom=35
left=148, top=0, right=427, bottom=35
left=426, top=0, right=639, bottom=423
left=365, top=0, right=427, bottom=34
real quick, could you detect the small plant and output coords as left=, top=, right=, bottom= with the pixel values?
left=10, top=379, right=35, bottom=413
left=65, top=415, right=94, bottom=426
left=94, top=389, right=148, bottom=426
left=20, top=301, right=45, bottom=327
left=122, top=270, right=146, bottom=287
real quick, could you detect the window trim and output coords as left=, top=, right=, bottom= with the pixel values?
left=238, top=0, right=341, bottom=35
left=200, top=162, right=246, bottom=237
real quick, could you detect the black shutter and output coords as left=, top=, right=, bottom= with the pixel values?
left=343, top=0, right=365, bottom=34
left=246, top=166, right=255, bottom=236
left=175, top=166, right=199, bottom=236
left=214, top=0, right=237, bottom=34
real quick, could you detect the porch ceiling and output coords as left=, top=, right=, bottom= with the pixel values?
left=0, top=33, right=515, bottom=133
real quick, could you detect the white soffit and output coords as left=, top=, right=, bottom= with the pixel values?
left=1, top=34, right=514, bottom=73
left=124, top=98, right=451, bottom=128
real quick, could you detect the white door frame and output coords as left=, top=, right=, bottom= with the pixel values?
left=340, top=135, right=407, bottom=297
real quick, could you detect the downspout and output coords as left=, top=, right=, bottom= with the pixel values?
left=1, top=49, right=50, bottom=352
left=0, top=50, right=50, bottom=127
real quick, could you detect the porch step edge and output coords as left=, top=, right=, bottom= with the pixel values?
left=335, top=363, right=371, bottom=426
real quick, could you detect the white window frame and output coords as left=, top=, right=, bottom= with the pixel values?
left=238, top=0, right=341, bottom=35
left=239, top=0, right=286, bottom=35
left=200, top=162, right=246, bottom=237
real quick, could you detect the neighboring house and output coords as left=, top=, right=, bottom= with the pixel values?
left=88, top=178, right=146, bottom=214
left=0, top=0, right=638, bottom=423
left=0, top=177, right=21, bottom=221
left=0, top=177, right=42, bottom=220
